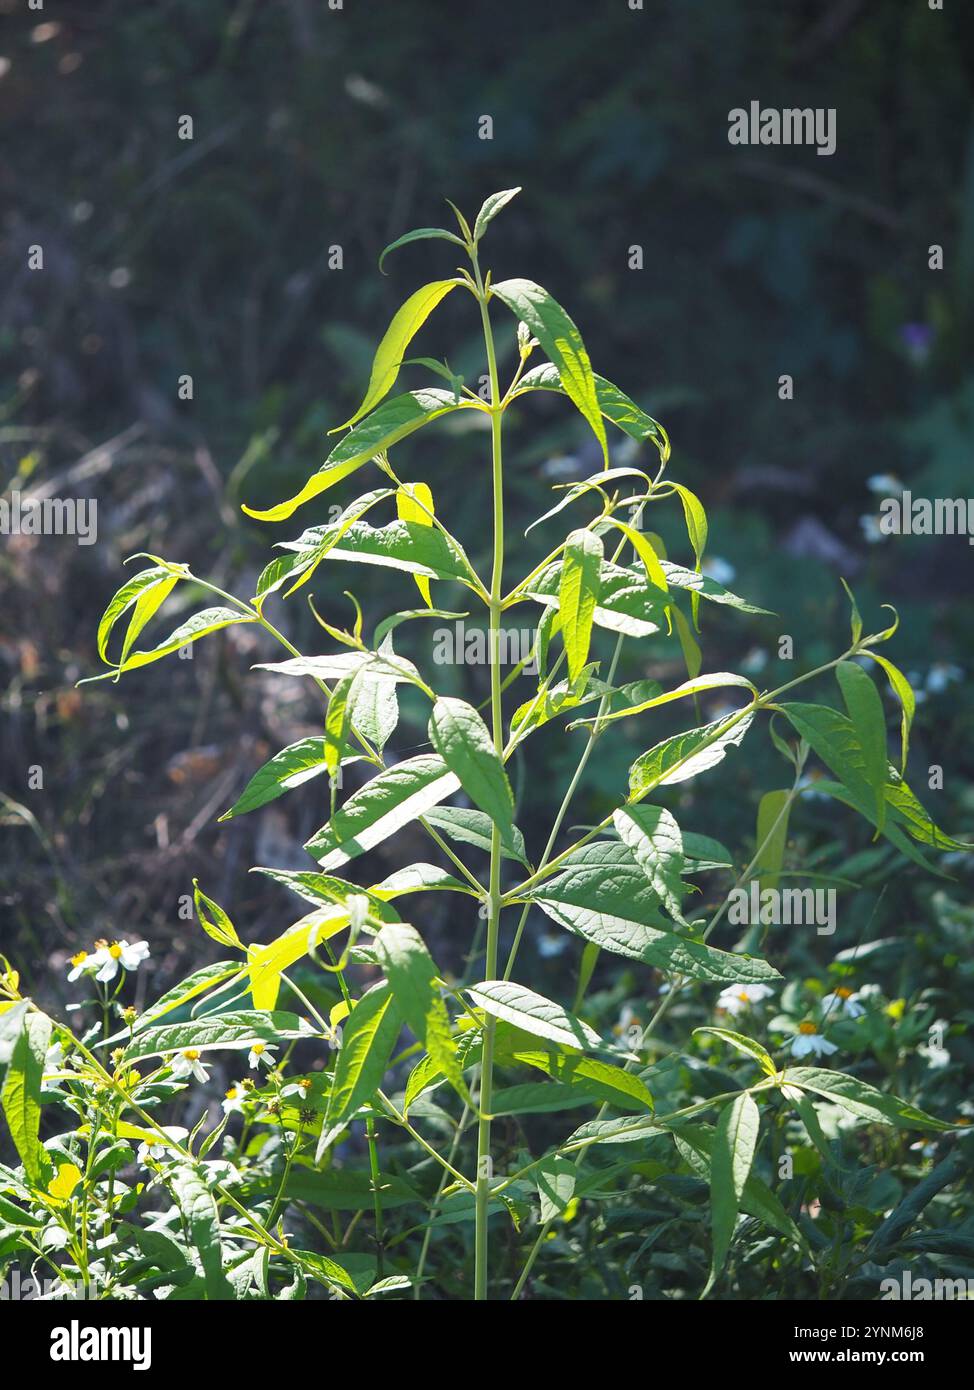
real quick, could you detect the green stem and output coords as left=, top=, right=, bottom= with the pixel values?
left=471, top=247, right=505, bottom=1302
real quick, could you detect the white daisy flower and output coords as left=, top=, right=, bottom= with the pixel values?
left=67, top=949, right=101, bottom=983
left=281, top=1076, right=312, bottom=1099
left=822, top=987, right=865, bottom=1019
left=169, top=1049, right=209, bottom=1083
left=136, top=1125, right=188, bottom=1166
left=222, top=1083, right=247, bottom=1115
left=716, top=983, right=774, bottom=1017
left=43, top=1041, right=66, bottom=1077
left=94, top=939, right=150, bottom=983
left=247, top=1041, right=276, bottom=1071
left=790, top=1024, right=838, bottom=1059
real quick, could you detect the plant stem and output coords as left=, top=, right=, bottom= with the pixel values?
left=472, top=247, right=504, bottom=1302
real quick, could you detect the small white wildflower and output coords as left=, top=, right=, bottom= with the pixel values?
left=136, top=1125, right=188, bottom=1166
left=822, top=987, right=866, bottom=1019
left=169, top=1049, right=209, bottom=1083
left=247, top=1041, right=276, bottom=1071
left=790, top=1024, right=838, bottom=1059
left=94, top=939, right=150, bottom=983
left=222, top=1083, right=247, bottom=1115
left=716, top=983, right=774, bottom=1017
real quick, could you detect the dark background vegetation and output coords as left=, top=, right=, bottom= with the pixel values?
left=1, top=0, right=972, bottom=1111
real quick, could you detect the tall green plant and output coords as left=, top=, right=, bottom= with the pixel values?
left=1, top=191, right=968, bottom=1302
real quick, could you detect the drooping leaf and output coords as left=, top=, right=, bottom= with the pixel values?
left=124, top=1011, right=318, bottom=1063
left=515, top=364, right=668, bottom=457
left=220, top=737, right=335, bottom=820
left=81, top=608, right=255, bottom=684
left=1, top=1011, right=51, bottom=1186
left=575, top=672, right=756, bottom=731
left=375, top=922, right=464, bottom=1098
left=612, top=805, right=688, bottom=924
left=781, top=1067, right=956, bottom=1131
left=169, top=1165, right=233, bottom=1300
left=422, top=805, right=529, bottom=865
left=836, top=661, right=888, bottom=831
left=378, top=227, right=465, bottom=275
left=753, top=789, right=791, bottom=893
left=535, top=1153, right=576, bottom=1222
left=706, top=1092, right=761, bottom=1295
left=693, top=1028, right=776, bottom=1077
left=861, top=650, right=915, bottom=773
left=396, top=480, right=436, bottom=606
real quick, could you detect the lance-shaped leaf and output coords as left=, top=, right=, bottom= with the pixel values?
left=612, top=805, right=688, bottom=924
left=305, top=754, right=461, bottom=870
left=523, top=557, right=666, bottom=638
left=429, top=697, right=514, bottom=831
left=573, top=672, right=756, bottom=731
left=836, top=661, right=888, bottom=832
left=860, top=650, right=915, bottom=773
left=378, top=227, right=465, bottom=275
left=251, top=867, right=398, bottom=922
left=96, top=563, right=181, bottom=669
left=422, top=805, right=529, bottom=865
left=396, top=481, right=435, bottom=606
left=124, top=1011, right=318, bottom=1064
left=370, top=862, right=474, bottom=899
left=81, top=608, right=255, bottom=683
left=528, top=841, right=779, bottom=984
left=1, top=1011, right=51, bottom=1186
left=220, top=737, right=340, bottom=821
left=169, top=1165, right=233, bottom=1300
left=254, top=648, right=425, bottom=692
left=248, top=907, right=351, bottom=1010
left=315, top=518, right=481, bottom=590
left=629, top=712, right=755, bottom=796
left=254, top=488, right=395, bottom=605
left=671, top=1122, right=803, bottom=1248
left=348, top=635, right=401, bottom=753
left=781, top=1067, right=956, bottom=1131
left=525, top=465, right=654, bottom=536
left=660, top=562, right=771, bottom=615
left=491, top=278, right=607, bottom=464
left=753, top=789, right=791, bottom=892
left=192, top=881, right=242, bottom=950
left=535, top=1154, right=576, bottom=1222
left=318, top=983, right=404, bottom=1158
left=375, top=922, right=464, bottom=1098
left=559, top=528, right=603, bottom=682
left=466, top=980, right=603, bottom=1053
left=694, top=1028, right=776, bottom=1077
left=606, top=518, right=669, bottom=598
left=704, top=1091, right=761, bottom=1295
left=473, top=187, right=521, bottom=242
left=337, top=280, right=459, bottom=429
left=243, top=389, right=472, bottom=523
left=515, top=364, right=668, bottom=458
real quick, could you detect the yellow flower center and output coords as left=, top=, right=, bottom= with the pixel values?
left=226, top=1087, right=239, bottom=1100
left=70, top=951, right=87, bottom=967
left=183, top=1050, right=201, bottom=1061
left=799, top=1022, right=818, bottom=1035
left=252, top=1043, right=265, bottom=1055
left=836, top=987, right=853, bottom=1000
left=109, top=943, right=124, bottom=959
left=737, top=991, right=750, bottom=1003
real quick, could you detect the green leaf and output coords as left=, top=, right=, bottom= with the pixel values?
left=169, top=1165, right=233, bottom=1300
left=192, top=881, right=242, bottom=950
left=781, top=1067, right=955, bottom=1131
left=491, top=278, right=608, bottom=465
left=488, top=1082, right=598, bottom=1116
left=96, top=563, right=180, bottom=668
left=861, top=651, right=915, bottom=773
left=606, top=518, right=669, bottom=599
left=613, top=805, right=688, bottom=925
left=338, top=281, right=459, bottom=429
left=509, top=1047, right=654, bottom=1112
left=375, top=922, right=465, bottom=1100
left=754, top=789, right=791, bottom=893
left=370, top=862, right=474, bottom=898
left=528, top=841, right=779, bottom=984
left=706, top=1092, right=761, bottom=1295
left=305, top=754, right=461, bottom=870
left=254, top=489, right=395, bottom=604
left=318, top=983, right=403, bottom=1157
left=466, top=980, right=604, bottom=1053
left=535, top=1153, right=576, bottom=1222
left=396, top=480, right=436, bottom=606
left=81, top=607, right=255, bottom=684
left=629, top=712, right=755, bottom=796
left=304, top=517, right=480, bottom=589
left=524, top=557, right=666, bottom=639
left=242, top=389, right=472, bottom=523
left=575, top=672, right=756, bottom=731
left=515, top=365, right=668, bottom=456
left=473, top=187, right=521, bottom=242
left=672, top=1122, right=803, bottom=1249
left=124, top=1011, right=317, bottom=1063
left=660, top=561, right=771, bottom=615
left=128, top=962, right=241, bottom=1036
left=1, top=1011, right=51, bottom=1186
left=559, top=528, right=603, bottom=682
left=836, top=662, right=888, bottom=831
left=275, top=1167, right=419, bottom=1212
left=422, top=806, right=529, bottom=865
left=428, top=697, right=514, bottom=831
left=219, top=737, right=334, bottom=820
left=693, top=1028, right=777, bottom=1077
left=378, top=227, right=465, bottom=275
left=324, top=672, right=355, bottom=776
